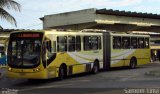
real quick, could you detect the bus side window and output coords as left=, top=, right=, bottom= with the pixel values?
left=46, top=40, right=51, bottom=52
left=52, top=41, right=56, bottom=52
left=113, top=36, right=121, bottom=49
left=57, top=36, right=67, bottom=52
left=131, top=37, right=137, bottom=49
left=76, top=36, right=81, bottom=51
left=84, top=36, right=99, bottom=50
left=122, top=37, right=130, bottom=49
left=98, top=36, right=102, bottom=50
left=68, top=36, right=75, bottom=52
left=91, top=36, right=98, bottom=50
left=84, top=36, right=90, bottom=50
left=44, top=40, right=57, bottom=66
left=144, top=38, right=149, bottom=48
left=138, top=38, right=144, bottom=48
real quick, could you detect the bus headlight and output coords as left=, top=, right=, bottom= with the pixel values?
left=36, top=68, right=40, bottom=71
left=33, top=68, right=40, bottom=72
left=8, top=68, right=12, bottom=71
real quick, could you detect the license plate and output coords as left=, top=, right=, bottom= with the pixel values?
left=19, top=73, right=26, bottom=76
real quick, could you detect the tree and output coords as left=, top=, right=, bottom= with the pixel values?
left=0, top=0, right=21, bottom=29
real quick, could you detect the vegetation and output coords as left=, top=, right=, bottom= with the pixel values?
left=0, top=0, right=21, bottom=29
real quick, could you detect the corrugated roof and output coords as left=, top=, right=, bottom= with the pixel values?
left=96, top=8, right=160, bottom=19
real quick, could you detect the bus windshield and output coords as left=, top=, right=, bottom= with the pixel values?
left=8, top=33, right=43, bottom=68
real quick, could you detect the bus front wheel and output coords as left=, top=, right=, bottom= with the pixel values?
left=130, top=58, right=137, bottom=69
left=59, top=65, right=66, bottom=80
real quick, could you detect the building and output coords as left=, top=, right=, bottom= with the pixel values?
left=40, top=8, right=160, bottom=32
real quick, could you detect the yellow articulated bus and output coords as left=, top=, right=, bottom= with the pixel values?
left=7, top=30, right=150, bottom=79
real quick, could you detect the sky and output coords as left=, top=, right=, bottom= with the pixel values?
left=1, top=0, right=160, bottom=29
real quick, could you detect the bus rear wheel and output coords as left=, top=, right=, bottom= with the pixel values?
left=92, top=61, right=99, bottom=74
left=130, top=58, right=137, bottom=69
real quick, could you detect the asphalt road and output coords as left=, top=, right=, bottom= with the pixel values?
left=1, top=62, right=160, bottom=94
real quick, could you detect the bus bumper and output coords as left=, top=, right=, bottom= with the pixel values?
left=7, top=70, right=50, bottom=79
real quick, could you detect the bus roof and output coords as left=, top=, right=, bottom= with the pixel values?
left=111, top=33, right=150, bottom=37
left=9, top=29, right=150, bottom=37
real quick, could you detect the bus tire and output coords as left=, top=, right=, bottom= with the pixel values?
left=130, top=58, right=137, bottom=69
left=92, top=61, right=99, bottom=74
left=59, top=64, right=67, bottom=80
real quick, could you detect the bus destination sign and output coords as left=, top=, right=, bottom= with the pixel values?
left=17, top=33, right=40, bottom=38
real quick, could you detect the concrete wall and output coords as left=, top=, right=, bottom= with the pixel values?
left=43, top=8, right=96, bottom=29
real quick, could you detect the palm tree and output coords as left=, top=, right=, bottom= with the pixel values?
left=0, top=0, right=21, bottom=29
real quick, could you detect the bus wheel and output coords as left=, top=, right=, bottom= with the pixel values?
left=59, top=65, right=66, bottom=80
left=130, top=58, right=137, bottom=69
left=92, top=61, right=99, bottom=74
